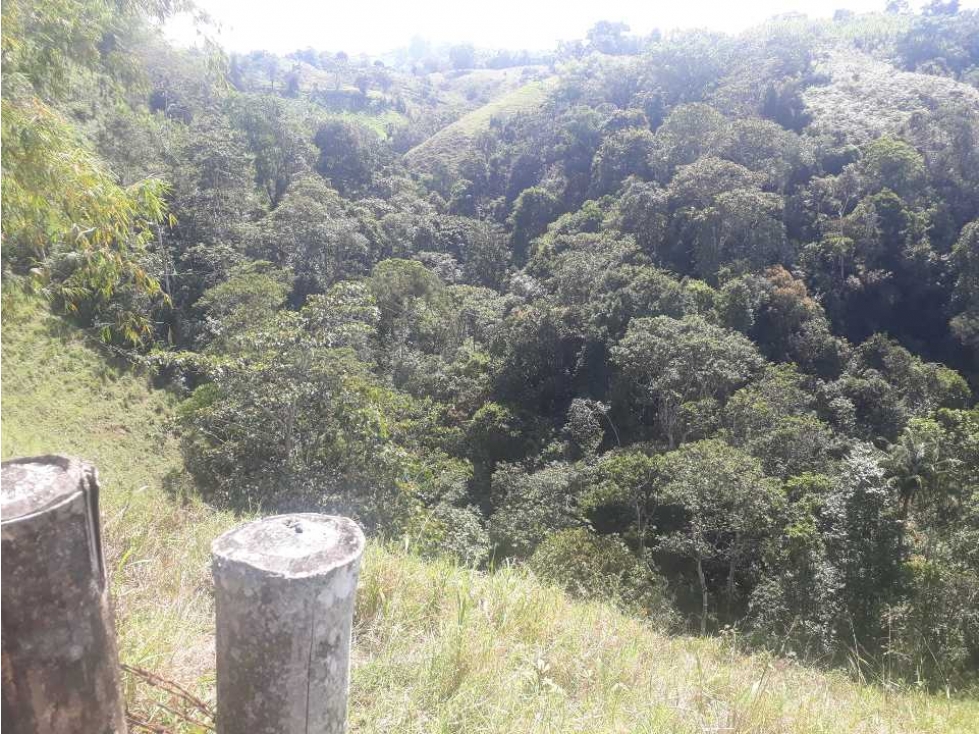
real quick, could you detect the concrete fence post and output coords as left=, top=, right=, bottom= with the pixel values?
left=1, top=455, right=126, bottom=734
left=211, top=513, right=365, bottom=734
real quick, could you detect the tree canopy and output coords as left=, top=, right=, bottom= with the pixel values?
left=4, top=0, right=979, bottom=690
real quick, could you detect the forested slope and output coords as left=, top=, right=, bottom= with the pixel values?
left=3, top=0, right=979, bottom=696
left=3, top=294, right=978, bottom=733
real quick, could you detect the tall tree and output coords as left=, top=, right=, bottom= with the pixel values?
left=612, top=315, right=764, bottom=447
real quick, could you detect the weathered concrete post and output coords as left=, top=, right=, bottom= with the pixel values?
left=1, top=455, right=127, bottom=734
left=212, top=513, right=365, bottom=734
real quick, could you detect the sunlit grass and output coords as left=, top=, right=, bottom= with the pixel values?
left=406, top=80, right=554, bottom=174
left=3, top=293, right=977, bottom=733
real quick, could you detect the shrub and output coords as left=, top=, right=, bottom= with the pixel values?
left=530, top=527, right=677, bottom=626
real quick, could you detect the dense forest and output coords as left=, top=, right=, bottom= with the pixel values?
left=3, top=0, right=979, bottom=691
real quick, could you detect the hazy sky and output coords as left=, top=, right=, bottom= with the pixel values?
left=165, top=0, right=971, bottom=56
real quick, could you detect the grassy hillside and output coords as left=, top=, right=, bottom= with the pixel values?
left=0, top=293, right=233, bottom=686
left=238, top=59, right=546, bottom=145
left=804, top=48, right=979, bottom=143
left=405, top=79, right=554, bottom=176
left=3, top=297, right=978, bottom=733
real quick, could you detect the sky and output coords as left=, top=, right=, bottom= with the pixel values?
left=165, top=0, right=968, bottom=56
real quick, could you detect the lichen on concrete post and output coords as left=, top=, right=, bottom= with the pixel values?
left=212, top=513, right=366, bottom=734
left=1, top=455, right=127, bottom=734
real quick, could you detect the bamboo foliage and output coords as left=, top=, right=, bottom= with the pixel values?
left=0, top=0, right=182, bottom=344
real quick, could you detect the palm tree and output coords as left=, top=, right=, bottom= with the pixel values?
left=884, top=421, right=960, bottom=518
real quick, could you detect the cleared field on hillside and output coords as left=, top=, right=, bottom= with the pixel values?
left=3, top=297, right=977, bottom=733
left=405, top=79, right=555, bottom=176
left=803, top=48, right=979, bottom=143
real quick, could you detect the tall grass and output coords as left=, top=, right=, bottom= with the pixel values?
left=3, top=294, right=977, bottom=733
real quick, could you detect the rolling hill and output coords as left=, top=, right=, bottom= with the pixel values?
left=405, top=79, right=555, bottom=176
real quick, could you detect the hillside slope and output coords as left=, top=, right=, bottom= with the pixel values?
left=2, top=298, right=978, bottom=733
left=405, top=79, right=555, bottom=176
left=804, top=47, right=979, bottom=143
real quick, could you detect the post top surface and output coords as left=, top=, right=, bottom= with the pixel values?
left=212, top=514, right=365, bottom=577
left=1, top=455, right=86, bottom=521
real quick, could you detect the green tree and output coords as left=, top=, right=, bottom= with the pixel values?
left=717, top=118, right=813, bottom=192
left=1, top=0, right=177, bottom=343
left=233, top=96, right=312, bottom=207
left=259, top=175, right=370, bottom=298
left=589, top=449, right=662, bottom=558
left=649, top=103, right=728, bottom=178
left=508, top=187, right=561, bottom=263
left=586, top=21, right=635, bottom=55
left=666, top=157, right=785, bottom=280
left=178, top=283, right=455, bottom=528
left=861, top=136, right=926, bottom=201
left=612, top=315, right=764, bottom=447
left=314, top=118, right=383, bottom=194
left=821, top=445, right=907, bottom=654
left=658, top=440, right=782, bottom=634
left=950, top=221, right=979, bottom=359
left=193, top=263, right=291, bottom=351
left=883, top=417, right=959, bottom=518
left=590, top=128, right=656, bottom=196
left=488, top=462, right=585, bottom=557
left=610, top=177, right=668, bottom=258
